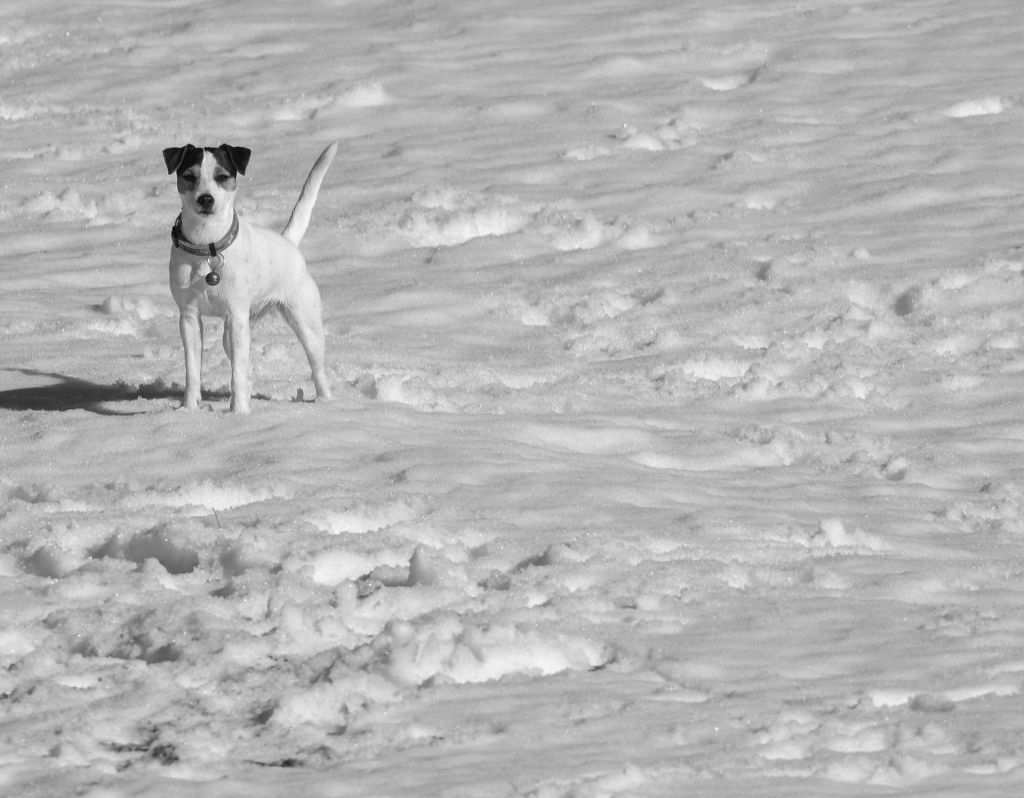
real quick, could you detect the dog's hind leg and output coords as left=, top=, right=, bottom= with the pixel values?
left=280, top=281, right=332, bottom=400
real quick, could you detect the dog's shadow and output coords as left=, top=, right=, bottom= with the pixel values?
left=0, top=369, right=190, bottom=415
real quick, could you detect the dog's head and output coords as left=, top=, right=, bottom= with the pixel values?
left=163, top=144, right=251, bottom=218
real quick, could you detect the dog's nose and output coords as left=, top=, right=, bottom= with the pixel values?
left=197, top=194, right=215, bottom=211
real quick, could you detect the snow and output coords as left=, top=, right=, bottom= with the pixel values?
left=4, top=0, right=1024, bottom=795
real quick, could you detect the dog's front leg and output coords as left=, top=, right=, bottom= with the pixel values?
left=179, top=308, right=204, bottom=409
left=226, top=311, right=252, bottom=414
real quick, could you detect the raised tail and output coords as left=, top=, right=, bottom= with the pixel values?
left=281, top=141, right=339, bottom=246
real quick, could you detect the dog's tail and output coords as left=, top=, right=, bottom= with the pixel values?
left=282, top=141, right=339, bottom=247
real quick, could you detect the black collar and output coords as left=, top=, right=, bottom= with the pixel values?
left=171, top=212, right=240, bottom=257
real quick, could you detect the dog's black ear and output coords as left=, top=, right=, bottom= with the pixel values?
left=163, top=146, right=187, bottom=174
left=163, top=144, right=202, bottom=175
left=219, top=144, right=251, bottom=176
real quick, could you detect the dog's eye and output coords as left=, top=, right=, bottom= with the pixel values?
left=180, top=173, right=197, bottom=183
left=215, top=174, right=231, bottom=184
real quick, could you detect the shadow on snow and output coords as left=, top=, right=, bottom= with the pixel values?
left=0, top=369, right=201, bottom=415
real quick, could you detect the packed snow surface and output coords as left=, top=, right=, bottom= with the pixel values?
left=5, top=0, right=1024, bottom=795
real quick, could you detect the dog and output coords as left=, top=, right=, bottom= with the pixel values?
left=163, top=141, right=338, bottom=413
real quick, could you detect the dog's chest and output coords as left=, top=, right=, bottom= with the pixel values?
left=169, top=257, right=235, bottom=315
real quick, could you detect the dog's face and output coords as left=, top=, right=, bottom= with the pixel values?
left=163, top=144, right=251, bottom=219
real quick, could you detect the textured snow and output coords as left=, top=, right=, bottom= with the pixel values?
left=5, top=0, right=1024, bottom=796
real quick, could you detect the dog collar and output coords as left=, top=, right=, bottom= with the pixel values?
left=171, top=212, right=240, bottom=258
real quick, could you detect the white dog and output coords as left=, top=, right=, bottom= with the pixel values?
left=163, top=142, right=337, bottom=413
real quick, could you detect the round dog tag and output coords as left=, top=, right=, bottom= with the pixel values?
left=205, top=254, right=224, bottom=286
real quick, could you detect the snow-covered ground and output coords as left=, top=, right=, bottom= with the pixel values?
left=5, top=0, right=1024, bottom=794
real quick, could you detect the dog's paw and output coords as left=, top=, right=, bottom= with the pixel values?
left=177, top=401, right=214, bottom=412
left=293, top=387, right=333, bottom=403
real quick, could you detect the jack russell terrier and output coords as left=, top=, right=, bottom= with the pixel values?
left=163, top=142, right=338, bottom=413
